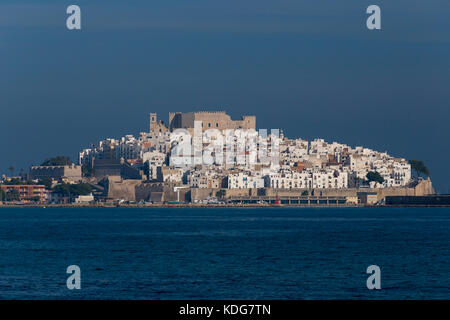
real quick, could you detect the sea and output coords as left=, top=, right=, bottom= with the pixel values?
left=0, top=207, right=448, bottom=299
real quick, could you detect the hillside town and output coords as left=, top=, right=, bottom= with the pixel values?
left=0, top=111, right=434, bottom=206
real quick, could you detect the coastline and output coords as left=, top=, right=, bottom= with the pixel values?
left=1, top=203, right=449, bottom=208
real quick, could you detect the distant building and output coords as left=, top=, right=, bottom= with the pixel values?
left=0, top=185, right=47, bottom=203
left=76, top=110, right=417, bottom=195
left=74, top=194, right=95, bottom=204
left=48, top=192, right=70, bottom=204
left=228, top=172, right=265, bottom=189
left=157, top=166, right=185, bottom=183
left=29, top=165, right=82, bottom=182
left=142, top=151, right=167, bottom=180
left=92, top=158, right=142, bottom=180
left=168, top=111, right=256, bottom=133
left=188, top=170, right=225, bottom=188
left=149, top=113, right=170, bottom=134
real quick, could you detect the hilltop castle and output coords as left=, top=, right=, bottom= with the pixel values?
left=149, top=111, right=256, bottom=134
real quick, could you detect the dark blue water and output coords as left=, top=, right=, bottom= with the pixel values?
left=0, top=207, right=449, bottom=299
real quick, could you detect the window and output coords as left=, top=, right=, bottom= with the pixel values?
left=208, top=123, right=211, bottom=127
left=216, top=123, right=219, bottom=127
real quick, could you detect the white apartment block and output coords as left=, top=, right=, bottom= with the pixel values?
left=142, top=151, right=166, bottom=180
left=311, top=170, right=348, bottom=189
left=227, top=172, right=265, bottom=189
left=266, top=171, right=312, bottom=189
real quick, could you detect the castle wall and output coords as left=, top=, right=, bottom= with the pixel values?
left=105, top=177, right=434, bottom=203
left=168, top=111, right=256, bottom=132
left=135, top=183, right=190, bottom=203
left=29, top=165, right=82, bottom=182
left=106, top=177, right=140, bottom=201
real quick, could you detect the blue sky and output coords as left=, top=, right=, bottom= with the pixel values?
left=1, top=1, right=449, bottom=191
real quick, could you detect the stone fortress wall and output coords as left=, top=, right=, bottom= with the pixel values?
left=106, top=178, right=434, bottom=203
left=30, top=165, right=82, bottom=182
left=168, top=111, right=256, bottom=132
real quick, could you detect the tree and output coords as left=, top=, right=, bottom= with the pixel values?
left=216, top=189, right=226, bottom=199
left=366, top=171, right=384, bottom=185
left=70, top=183, right=93, bottom=196
left=8, top=165, right=15, bottom=177
left=53, top=183, right=92, bottom=196
left=38, top=177, right=53, bottom=189
left=53, top=183, right=71, bottom=195
left=3, top=179, right=36, bottom=186
left=41, top=156, right=72, bottom=166
left=3, top=178, right=22, bottom=185
left=408, top=160, right=430, bottom=178
left=6, top=189, right=20, bottom=202
left=82, top=164, right=94, bottom=177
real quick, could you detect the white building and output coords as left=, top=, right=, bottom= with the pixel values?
left=74, top=194, right=94, bottom=204
left=142, top=151, right=166, bottom=180
left=188, top=169, right=224, bottom=189
left=266, top=171, right=312, bottom=189
left=228, top=172, right=265, bottom=189
left=311, top=169, right=348, bottom=189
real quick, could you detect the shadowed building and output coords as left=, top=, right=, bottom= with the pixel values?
left=92, top=158, right=142, bottom=180
left=29, top=165, right=82, bottom=182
